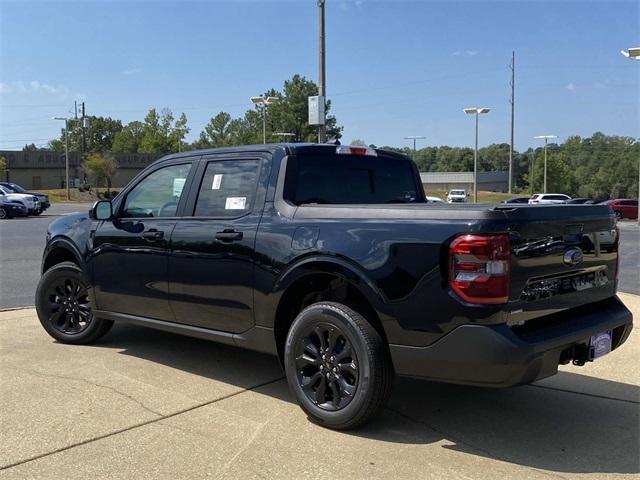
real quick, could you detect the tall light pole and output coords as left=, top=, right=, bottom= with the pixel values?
left=318, top=0, right=326, bottom=143
left=464, top=108, right=491, bottom=203
left=250, top=96, right=279, bottom=144
left=621, top=47, right=640, bottom=226
left=404, top=136, right=426, bottom=160
left=53, top=116, right=70, bottom=200
left=534, top=135, right=557, bottom=193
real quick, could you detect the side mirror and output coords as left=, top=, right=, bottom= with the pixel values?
left=91, top=200, right=113, bottom=220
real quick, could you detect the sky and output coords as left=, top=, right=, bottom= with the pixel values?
left=0, top=0, right=638, bottom=151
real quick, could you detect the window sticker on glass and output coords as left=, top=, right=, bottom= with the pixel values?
left=212, top=174, right=223, bottom=190
left=225, top=197, right=246, bottom=210
left=173, top=178, right=186, bottom=197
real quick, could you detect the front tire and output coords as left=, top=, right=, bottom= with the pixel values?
left=0, top=207, right=10, bottom=219
left=36, top=261, right=113, bottom=344
left=284, top=302, right=394, bottom=430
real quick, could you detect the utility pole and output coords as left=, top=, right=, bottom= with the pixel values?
left=404, top=136, right=426, bottom=160
left=74, top=101, right=78, bottom=120
left=53, top=117, right=70, bottom=200
left=318, top=0, right=326, bottom=143
left=81, top=102, right=86, bottom=153
left=508, top=51, right=515, bottom=194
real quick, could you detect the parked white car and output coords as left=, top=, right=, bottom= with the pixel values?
left=528, top=193, right=571, bottom=205
left=446, top=189, right=467, bottom=203
left=0, top=185, right=40, bottom=214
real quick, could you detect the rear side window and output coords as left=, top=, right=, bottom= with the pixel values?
left=545, top=195, right=569, bottom=200
left=194, top=159, right=260, bottom=217
left=621, top=200, right=638, bottom=206
left=284, top=153, right=420, bottom=205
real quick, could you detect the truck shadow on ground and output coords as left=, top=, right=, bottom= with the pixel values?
left=101, top=323, right=639, bottom=476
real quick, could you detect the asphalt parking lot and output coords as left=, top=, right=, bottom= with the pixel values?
left=1, top=205, right=638, bottom=309
left=0, top=294, right=637, bottom=479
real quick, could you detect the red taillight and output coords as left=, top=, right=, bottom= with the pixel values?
left=449, top=234, right=511, bottom=305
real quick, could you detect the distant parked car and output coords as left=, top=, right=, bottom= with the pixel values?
left=502, top=197, right=530, bottom=204
left=566, top=198, right=595, bottom=204
left=0, top=194, right=29, bottom=219
left=0, top=182, right=50, bottom=214
left=425, top=195, right=445, bottom=203
left=601, top=199, right=639, bottom=220
left=446, top=189, right=467, bottom=203
left=529, top=193, right=571, bottom=205
left=0, top=185, right=39, bottom=214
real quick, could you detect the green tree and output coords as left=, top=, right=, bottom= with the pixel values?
left=138, top=108, right=189, bottom=155
left=112, top=121, right=144, bottom=153
left=194, top=74, right=343, bottom=148
left=49, top=116, right=122, bottom=153
left=84, top=153, right=118, bottom=194
left=0, top=156, right=6, bottom=177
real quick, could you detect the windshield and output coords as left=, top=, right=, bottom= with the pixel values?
left=450, top=190, right=465, bottom=196
left=284, top=153, right=421, bottom=205
left=6, top=183, right=26, bottom=193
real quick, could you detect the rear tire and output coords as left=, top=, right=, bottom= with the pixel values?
left=0, top=207, right=11, bottom=219
left=615, top=211, right=622, bottom=220
left=284, top=301, right=394, bottom=430
left=36, top=261, right=113, bottom=344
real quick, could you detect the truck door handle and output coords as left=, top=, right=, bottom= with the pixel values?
left=141, top=229, right=164, bottom=241
left=215, top=230, right=243, bottom=242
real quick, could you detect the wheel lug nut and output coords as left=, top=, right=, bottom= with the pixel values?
left=326, top=373, right=331, bottom=379
left=330, top=356, right=335, bottom=362
left=333, top=367, right=338, bottom=373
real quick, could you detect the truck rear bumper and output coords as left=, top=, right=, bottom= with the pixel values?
left=390, top=296, right=633, bottom=387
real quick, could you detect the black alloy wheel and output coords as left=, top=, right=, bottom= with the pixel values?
left=0, top=207, right=8, bottom=219
left=36, top=261, right=114, bottom=344
left=294, top=323, right=359, bottom=411
left=43, top=277, right=92, bottom=335
left=285, top=302, right=394, bottom=430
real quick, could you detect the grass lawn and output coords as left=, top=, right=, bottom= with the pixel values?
left=41, top=188, right=122, bottom=203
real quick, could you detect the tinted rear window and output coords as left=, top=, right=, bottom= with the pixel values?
left=284, top=153, right=420, bottom=205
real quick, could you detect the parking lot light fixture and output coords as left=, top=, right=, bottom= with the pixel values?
left=250, top=96, right=279, bottom=144
left=620, top=47, right=640, bottom=60
left=534, top=135, right=558, bottom=194
left=53, top=116, right=70, bottom=200
left=464, top=108, right=491, bottom=203
left=621, top=47, right=640, bottom=226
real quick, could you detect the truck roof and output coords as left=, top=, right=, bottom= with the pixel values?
left=149, top=143, right=410, bottom=167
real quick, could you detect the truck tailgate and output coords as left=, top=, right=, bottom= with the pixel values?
left=498, top=204, right=618, bottom=323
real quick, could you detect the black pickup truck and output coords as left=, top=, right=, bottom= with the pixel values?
left=36, top=143, right=633, bottom=429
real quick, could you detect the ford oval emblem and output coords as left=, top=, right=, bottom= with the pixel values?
left=563, top=247, right=584, bottom=267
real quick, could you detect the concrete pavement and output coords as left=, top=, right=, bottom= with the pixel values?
left=0, top=294, right=638, bottom=479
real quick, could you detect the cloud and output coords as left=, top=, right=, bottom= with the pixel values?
left=566, top=82, right=576, bottom=91
left=452, top=50, right=479, bottom=57
left=339, top=0, right=364, bottom=10
left=121, top=68, right=142, bottom=76
left=0, top=80, right=80, bottom=99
